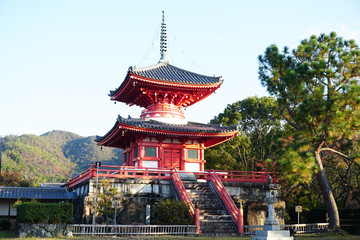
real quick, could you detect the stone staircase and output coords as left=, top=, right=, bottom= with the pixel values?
left=182, top=180, right=238, bottom=237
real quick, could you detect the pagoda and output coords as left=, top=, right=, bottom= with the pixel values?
left=95, top=12, right=239, bottom=172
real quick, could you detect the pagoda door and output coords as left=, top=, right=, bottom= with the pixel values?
left=163, top=149, right=181, bottom=170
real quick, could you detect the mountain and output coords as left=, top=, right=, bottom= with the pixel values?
left=0, top=130, right=122, bottom=186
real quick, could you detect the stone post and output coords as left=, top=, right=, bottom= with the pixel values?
left=252, top=176, right=293, bottom=240
left=146, top=205, right=151, bottom=225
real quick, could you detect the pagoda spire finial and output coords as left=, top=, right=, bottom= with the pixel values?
left=159, top=10, right=168, bottom=63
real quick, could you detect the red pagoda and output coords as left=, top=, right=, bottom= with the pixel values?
left=95, top=13, right=239, bottom=172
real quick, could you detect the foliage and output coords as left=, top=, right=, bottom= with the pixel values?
left=206, top=96, right=282, bottom=171
left=16, top=202, right=73, bottom=224
left=0, top=130, right=122, bottom=186
left=96, top=179, right=118, bottom=222
left=0, top=170, right=31, bottom=187
left=63, top=136, right=123, bottom=173
left=258, top=32, right=360, bottom=229
left=0, top=219, right=10, bottom=230
left=152, top=199, right=193, bottom=225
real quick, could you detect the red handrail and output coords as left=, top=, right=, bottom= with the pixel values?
left=66, top=164, right=278, bottom=188
left=66, top=165, right=172, bottom=188
left=170, top=168, right=195, bottom=218
left=208, top=169, right=243, bottom=233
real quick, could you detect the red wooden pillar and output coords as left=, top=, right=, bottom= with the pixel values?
left=200, top=147, right=205, bottom=171
left=181, top=147, right=186, bottom=170
left=237, top=204, right=244, bottom=234
left=159, top=142, right=163, bottom=169
left=138, top=140, right=144, bottom=158
left=195, top=208, right=200, bottom=234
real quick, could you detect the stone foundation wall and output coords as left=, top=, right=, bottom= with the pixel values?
left=78, top=178, right=173, bottom=224
left=18, top=224, right=73, bottom=238
left=72, top=178, right=284, bottom=226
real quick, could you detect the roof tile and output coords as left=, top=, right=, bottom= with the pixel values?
left=130, top=62, right=221, bottom=85
left=0, top=187, right=77, bottom=200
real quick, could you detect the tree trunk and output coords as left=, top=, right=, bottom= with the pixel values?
left=314, top=143, right=340, bottom=230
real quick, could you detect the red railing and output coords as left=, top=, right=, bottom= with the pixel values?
left=170, top=169, right=195, bottom=218
left=66, top=165, right=277, bottom=189
left=202, top=169, right=277, bottom=183
left=208, top=169, right=243, bottom=233
left=170, top=169, right=199, bottom=234
left=66, top=165, right=172, bottom=188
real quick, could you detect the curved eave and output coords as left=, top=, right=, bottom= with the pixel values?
left=96, top=121, right=239, bottom=149
left=109, top=72, right=222, bottom=108
left=129, top=73, right=223, bottom=89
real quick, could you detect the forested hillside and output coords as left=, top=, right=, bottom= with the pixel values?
left=0, top=130, right=122, bottom=186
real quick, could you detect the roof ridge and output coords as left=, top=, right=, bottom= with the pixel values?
left=131, top=63, right=222, bottom=84
left=131, top=62, right=168, bottom=72
left=165, top=64, right=221, bottom=80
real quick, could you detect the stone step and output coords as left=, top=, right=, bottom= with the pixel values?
left=183, top=184, right=208, bottom=188
left=178, top=173, right=197, bottom=181
left=199, top=209, right=228, bottom=215
left=182, top=180, right=238, bottom=236
left=200, top=214, right=232, bottom=221
left=200, top=220, right=235, bottom=226
left=196, top=203, right=223, bottom=209
left=186, top=188, right=212, bottom=193
left=189, top=198, right=216, bottom=203
left=188, top=192, right=214, bottom=197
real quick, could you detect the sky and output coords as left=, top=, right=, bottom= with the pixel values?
left=0, top=0, right=359, bottom=137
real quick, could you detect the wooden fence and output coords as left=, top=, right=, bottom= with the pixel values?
left=72, top=224, right=197, bottom=236
left=244, top=223, right=329, bottom=235
left=72, top=223, right=328, bottom=236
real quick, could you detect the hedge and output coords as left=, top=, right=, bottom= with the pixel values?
left=152, top=199, right=193, bottom=225
left=17, top=202, right=73, bottom=224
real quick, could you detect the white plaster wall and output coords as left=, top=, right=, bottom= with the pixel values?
left=185, top=162, right=200, bottom=172
left=0, top=201, right=16, bottom=216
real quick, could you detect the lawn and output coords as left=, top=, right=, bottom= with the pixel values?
left=1, top=230, right=360, bottom=239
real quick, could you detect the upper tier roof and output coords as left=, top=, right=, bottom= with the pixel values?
left=130, top=62, right=222, bottom=85
left=95, top=115, right=239, bottom=149
left=109, top=62, right=223, bottom=108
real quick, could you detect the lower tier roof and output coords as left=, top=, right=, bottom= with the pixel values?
left=0, top=187, right=76, bottom=200
left=95, top=116, right=239, bottom=148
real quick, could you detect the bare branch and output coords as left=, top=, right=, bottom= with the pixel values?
left=320, top=147, right=360, bottom=167
left=278, top=102, right=300, bottom=129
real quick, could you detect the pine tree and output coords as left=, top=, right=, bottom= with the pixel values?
left=258, top=32, right=360, bottom=230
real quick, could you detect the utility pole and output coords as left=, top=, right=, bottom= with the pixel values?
left=92, top=161, right=101, bottom=237
left=0, top=148, right=2, bottom=175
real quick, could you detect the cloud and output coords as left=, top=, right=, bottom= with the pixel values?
left=217, top=35, right=228, bottom=42
left=304, top=23, right=360, bottom=41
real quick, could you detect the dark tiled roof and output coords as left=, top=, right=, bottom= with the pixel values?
left=130, top=62, right=222, bottom=85
left=0, top=187, right=77, bottom=200
left=118, top=116, right=238, bottom=133
left=95, top=116, right=239, bottom=143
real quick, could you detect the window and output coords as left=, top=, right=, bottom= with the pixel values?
left=145, top=147, right=157, bottom=157
left=188, top=149, right=198, bottom=159
left=124, top=154, right=128, bottom=163
left=135, top=148, right=138, bottom=158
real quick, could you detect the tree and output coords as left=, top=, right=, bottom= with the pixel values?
left=258, top=32, right=360, bottom=230
left=205, top=96, right=282, bottom=171
left=0, top=170, right=31, bottom=187
left=97, top=179, right=118, bottom=223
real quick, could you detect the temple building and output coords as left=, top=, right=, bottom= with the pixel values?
left=95, top=14, right=239, bottom=172
left=65, top=13, right=283, bottom=236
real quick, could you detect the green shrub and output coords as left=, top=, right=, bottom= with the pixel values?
left=152, top=199, right=193, bottom=225
left=17, top=202, right=73, bottom=224
left=0, top=219, right=10, bottom=230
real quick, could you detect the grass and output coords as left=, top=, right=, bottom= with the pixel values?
left=1, top=230, right=359, bottom=239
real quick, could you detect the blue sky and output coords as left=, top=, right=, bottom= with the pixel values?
left=0, top=0, right=359, bottom=137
